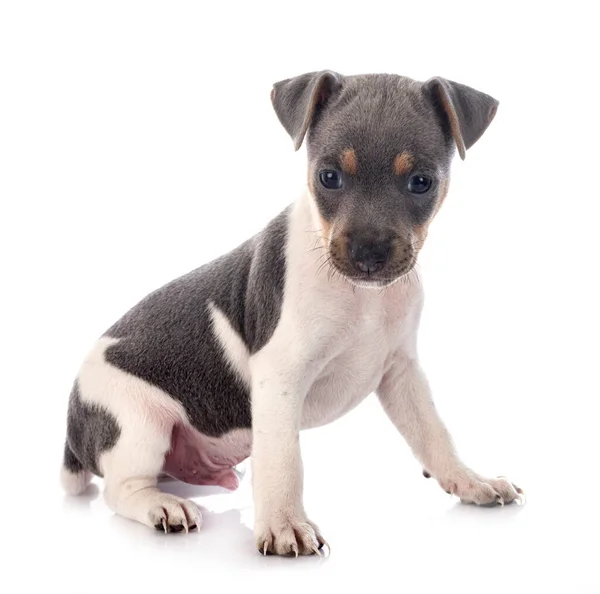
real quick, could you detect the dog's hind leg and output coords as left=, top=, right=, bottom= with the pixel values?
left=74, top=337, right=202, bottom=532
left=100, top=416, right=202, bottom=533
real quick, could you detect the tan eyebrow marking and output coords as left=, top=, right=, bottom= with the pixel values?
left=340, top=149, right=358, bottom=175
left=393, top=151, right=414, bottom=175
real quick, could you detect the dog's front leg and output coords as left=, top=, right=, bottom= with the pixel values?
left=377, top=351, right=523, bottom=505
left=250, top=362, right=326, bottom=556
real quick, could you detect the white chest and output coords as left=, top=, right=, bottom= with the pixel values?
left=300, top=281, right=421, bottom=429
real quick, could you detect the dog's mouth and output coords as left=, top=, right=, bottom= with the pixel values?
left=327, top=255, right=418, bottom=288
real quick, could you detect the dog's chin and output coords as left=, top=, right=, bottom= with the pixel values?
left=347, top=278, right=393, bottom=289
left=332, top=264, right=416, bottom=289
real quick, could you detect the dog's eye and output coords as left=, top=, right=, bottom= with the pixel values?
left=319, top=170, right=343, bottom=190
left=407, top=174, right=432, bottom=195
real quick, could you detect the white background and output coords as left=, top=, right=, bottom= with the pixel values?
left=1, top=1, right=599, bottom=592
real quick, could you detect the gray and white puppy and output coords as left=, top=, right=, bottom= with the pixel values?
left=61, top=70, right=523, bottom=556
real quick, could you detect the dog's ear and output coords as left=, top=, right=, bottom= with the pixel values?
left=271, top=70, right=342, bottom=151
left=424, top=77, right=499, bottom=160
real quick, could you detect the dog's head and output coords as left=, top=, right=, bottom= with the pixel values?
left=271, top=71, right=498, bottom=287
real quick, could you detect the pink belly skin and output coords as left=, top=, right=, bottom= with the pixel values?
left=163, top=424, right=252, bottom=490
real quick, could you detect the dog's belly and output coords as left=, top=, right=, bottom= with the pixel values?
left=163, top=423, right=252, bottom=490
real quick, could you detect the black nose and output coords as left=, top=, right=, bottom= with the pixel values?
left=348, top=239, right=391, bottom=274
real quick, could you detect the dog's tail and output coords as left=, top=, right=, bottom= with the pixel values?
left=60, top=441, right=92, bottom=495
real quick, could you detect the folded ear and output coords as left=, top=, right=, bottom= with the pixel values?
left=271, top=70, right=342, bottom=150
left=424, top=77, right=499, bottom=160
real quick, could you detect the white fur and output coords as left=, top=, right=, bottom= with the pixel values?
left=378, top=354, right=521, bottom=504
left=60, top=466, right=92, bottom=496
left=209, top=302, right=251, bottom=386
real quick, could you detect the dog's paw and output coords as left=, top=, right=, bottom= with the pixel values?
left=148, top=494, right=202, bottom=533
left=433, top=467, right=524, bottom=506
left=255, top=515, right=328, bottom=557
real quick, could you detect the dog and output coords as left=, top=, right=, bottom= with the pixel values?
left=61, top=70, right=523, bottom=556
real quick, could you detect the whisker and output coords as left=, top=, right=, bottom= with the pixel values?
left=316, top=256, right=333, bottom=276
left=306, top=244, right=327, bottom=254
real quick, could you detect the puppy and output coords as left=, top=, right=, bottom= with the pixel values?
left=61, top=70, right=522, bottom=556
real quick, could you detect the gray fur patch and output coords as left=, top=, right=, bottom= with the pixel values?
left=102, top=207, right=289, bottom=436
left=64, top=381, right=121, bottom=477
left=305, top=74, right=454, bottom=229
left=62, top=440, right=84, bottom=474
